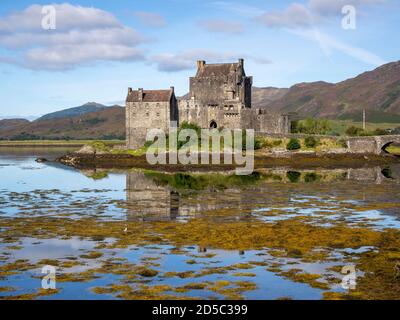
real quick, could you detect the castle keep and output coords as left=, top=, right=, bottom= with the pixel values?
left=126, top=59, right=290, bottom=149
left=126, top=87, right=178, bottom=149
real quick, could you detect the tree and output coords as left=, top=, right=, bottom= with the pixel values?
left=292, top=118, right=331, bottom=135
left=287, top=138, right=301, bottom=151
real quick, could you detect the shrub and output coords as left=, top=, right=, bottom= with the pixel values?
left=286, top=138, right=301, bottom=151
left=292, top=118, right=331, bottom=135
left=304, top=172, right=320, bottom=183
left=290, top=120, right=300, bottom=133
left=180, top=121, right=201, bottom=134
left=304, top=136, right=318, bottom=148
left=372, top=128, right=388, bottom=136
left=287, top=171, right=301, bottom=183
left=88, top=141, right=110, bottom=152
left=345, top=126, right=365, bottom=136
left=338, top=138, right=348, bottom=148
left=254, top=137, right=263, bottom=150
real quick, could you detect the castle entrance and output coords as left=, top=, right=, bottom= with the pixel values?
left=210, top=120, right=217, bottom=129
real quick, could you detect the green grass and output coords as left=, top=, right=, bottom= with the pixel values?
left=329, top=120, right=400, bottom=136
left=386, top=145, right=400, bottom=155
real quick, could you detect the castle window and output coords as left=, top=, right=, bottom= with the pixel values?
left=145, top=112, right=149, bottom=117
left=156, top=112, right=160, bottom=117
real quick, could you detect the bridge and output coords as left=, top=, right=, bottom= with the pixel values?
left=346, top=135, right=400, bottom=155
left=256, top=132, right=400, bottom=155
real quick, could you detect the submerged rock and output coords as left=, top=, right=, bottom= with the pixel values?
left=35, top=158, right=48, bottom=163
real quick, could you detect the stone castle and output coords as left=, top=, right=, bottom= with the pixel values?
left=126, top=59, right=290, bottom=149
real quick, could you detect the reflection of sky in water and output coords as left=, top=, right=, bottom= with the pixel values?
left=0, top=154, right=125, bottom=196
left=116, top=245, right=325, bottom=300
left=253, top=195, right=400, bottom=229
left=1, top=150, right=400, bottom=299
left=0, top=152, right=127, bottom=219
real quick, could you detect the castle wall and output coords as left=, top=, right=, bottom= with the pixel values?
left=259, top=112, right=290, bottom=134
left=240, top=109, right=290, bottom=134
left=178, top=100, right=243, bottom=129
left=126, top=97, right=178, bottom=149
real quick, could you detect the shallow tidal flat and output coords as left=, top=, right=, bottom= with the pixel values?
left=0, top=148, right=400, bottom=300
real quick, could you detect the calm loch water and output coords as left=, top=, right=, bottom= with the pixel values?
left=1, top=148, right=400, bottom=300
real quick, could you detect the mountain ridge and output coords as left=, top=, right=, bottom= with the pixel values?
left=263, top=61, right=400, bottom=121
left=1, top=60, right=400, bottom=140
left=36, top=102, right=110, bottom=121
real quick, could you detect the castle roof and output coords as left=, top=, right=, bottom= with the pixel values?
left=126, top=89, right=173, bottom=103
left=196, top=61, right=244, bottom=78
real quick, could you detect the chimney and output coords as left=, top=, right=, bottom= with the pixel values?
left=238, top=58, right=244, bottom=67
left=138, top=88, right=143, bottom=101
left=128, top=87, right=132, bottom=94
left=170, top=86, right=175, bottom=94
left=197, top=60, right=206, bottom=70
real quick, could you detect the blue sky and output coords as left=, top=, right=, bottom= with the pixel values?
left=0, top=0, right=399, bottom=119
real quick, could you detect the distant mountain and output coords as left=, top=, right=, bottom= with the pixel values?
left=0, top=119, right=30, bottom=131
left=252, top=87, right=289, bottom=107
left=0, top=115, right=38, bottom=121
left=1, top=61, right=400, bottom=141
left=36, top=102, right=109, bottom=121
left=0, top=106, right=125, bottom=140
left=261, top=61, right=400, bottom=122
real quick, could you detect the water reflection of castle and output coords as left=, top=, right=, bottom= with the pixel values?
left=126, top=171, right=235, bottom=221
left=126, top=172, right=179, bottom=221
left=125, top=166, right=400, bottom=221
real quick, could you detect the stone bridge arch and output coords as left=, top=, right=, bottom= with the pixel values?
left=375, top=135, right=400, bottom=154
left=346, top=135, right=400, bottom=154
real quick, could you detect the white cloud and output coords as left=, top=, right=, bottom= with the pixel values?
left=0, top=3, right=120, bottom=33
left=199, top=19, right=244, bottom=34
left=257, top=0, right=387, bottom=66
left=134, top=11, right=166, bottom=28
left=150, top=49, right=271, bottom=72
left=0, top=4, right=147, bottom=70
left=257, top=3, right=314, bottom=28
left=308, top=0, right=385, bottom=16
left=290, top=29, right=387, bottom=66
left=257, top=0, right=385, bottom=29
left=23, top=44, right=144, bottom=71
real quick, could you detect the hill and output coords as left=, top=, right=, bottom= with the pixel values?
left=1, top=60, right=400, bottom=140
left=0, top=119, right=30, bottom=131
left=36, top=102, right=109, bottom=121
left=260, top=61, right=400, bottom=122
left=0, top=106, right=125, bottom=140
left=252, top=87, right=289, bottom=107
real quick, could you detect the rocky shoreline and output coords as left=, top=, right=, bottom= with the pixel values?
left=57, top=151, right=400, bottom=171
